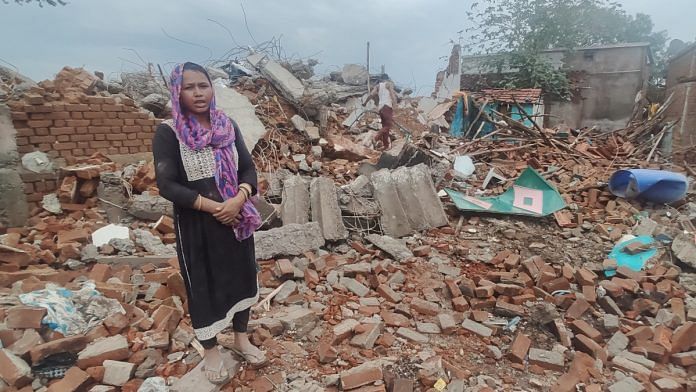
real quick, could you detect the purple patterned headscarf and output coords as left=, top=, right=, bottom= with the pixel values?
left=169, top=63, right=261, bottom=240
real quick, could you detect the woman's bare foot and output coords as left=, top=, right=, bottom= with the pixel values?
left=203, top=346, right=229, bottom=385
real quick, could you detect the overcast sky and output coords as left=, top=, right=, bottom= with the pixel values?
left=1, top=0, right=694, bottom=95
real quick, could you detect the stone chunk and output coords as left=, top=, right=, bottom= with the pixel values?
left=410, top=298, right=440, bottom=316
left=102, top=360, right=135, bottom=386
left=377, top=284, right=402, bottom=303
left=461, top=319, right=492, bottom=337
left=340, top=277, right=370, bottom=297
left=608, top=376, right=645, bottom=392
left=529, top=348, right=564, bottom=372
left=310, top=177, right=348, bottom=241
left=277, top=307, right=318, bottom=332
left=396, top=327, right=429, bottom=344
left=365, top=234, right=414, bottom=261
left=254, top=222, right=324, bottom=260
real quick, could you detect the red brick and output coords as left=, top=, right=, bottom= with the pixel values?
left=410, top=298, right=440, bottom=316
left=376, top=284, right=402, bottom=303
left=573, top=334, right=607, bottom=363
left=452, top=296, right=469, bottom=312
left=0, top=349, right=32, bottom=387
left=569, top=320, right=603, bottom=343
left=671, top=322, right=696, bottom=354
left=565, top=298, right=591, bottom=320
left=30, top=335, right=89, bottom=364
left=340, top=366, right=383, bottom=390
left=508, top=333, right=531, bottom=364
left=5, top=306, right=47, bottom=329
left=46, top=366, right=91, bottom=392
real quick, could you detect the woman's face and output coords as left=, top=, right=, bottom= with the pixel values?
left=180, top=70, right=213, bottom=116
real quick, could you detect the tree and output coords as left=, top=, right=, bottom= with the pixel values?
left=465, top=0, right=669, bottom=98
left=2, top=0, right=67, bottom=6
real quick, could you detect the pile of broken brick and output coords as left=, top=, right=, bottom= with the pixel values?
left=0, top=54, right=695, bottom=392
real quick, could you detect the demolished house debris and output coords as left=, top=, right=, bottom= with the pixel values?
left=0, top=39, right=694, bottom=392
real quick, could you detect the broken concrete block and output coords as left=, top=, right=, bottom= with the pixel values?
left=46, top=366, right=91, bottom=392
left=461, top=319, right=493, bottom=337
left=396, top=327, right=429, bottom=344
left=214, top=83, right=267, bottom=150
left=528, top=348, right=564, bottom=372
left=608, top=376, right=645, bottom=392
left=102, top=360, right=135, bottom=386
left=277, top=307, right=318, bottom=331
left=310, top=177, right=348, bottom=241
left=365, top=234, right=413, bottom=261
left=370, top=169, right=412, bottom=238
left=393, top=164, right=448, bottom=230
left=341, top=64, right=369, bottom=86
left=247, top=53, right=305, bottom=101
left=254, top=222, right=324, bottom=260
left=673, top=233, right=696, bottom=268
left=340, top=277, right=370, bottom=297
left=280, top=175, right=310, bottom=225
left=127, top=193, right=173, bottom=221
left=170, top=352, right=240, bottom=392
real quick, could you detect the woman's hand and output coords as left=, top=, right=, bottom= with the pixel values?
left=212, top=195, right=245, bottom=226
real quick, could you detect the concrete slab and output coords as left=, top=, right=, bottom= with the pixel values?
left=247, top=53, right=305, bottom=101
left=0, top=104, right=28, bottom=227
left=370, top=169, right=412, bottom=238
left=254, top=222, right=325, bottom=260
left=96, top=256, right=174, bottom=268
left=280, top=175, right=310, bottom=225
left=310, top=177, right=348, bottom=241
left=213, top=84, right=267, bottom=151
left=404, top=164, right=448, bottom=229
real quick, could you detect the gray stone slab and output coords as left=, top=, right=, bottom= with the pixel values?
left=365, top=234, right=413, bottom=261
left=310, top=177, right=347, bottom=241
left=370, top=169, right=412, bottom=238
left=247, top=53, right=305, bottom=101
left=280, top=175, right=310, bottom=225
left=96, top=256, right=173, bottom=268
left=214, top=84, right=267, bottom=150
left=254, top=222, right=324, bottom=260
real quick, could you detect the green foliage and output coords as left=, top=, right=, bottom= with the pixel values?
left=465, top=0, right=669, bottom=95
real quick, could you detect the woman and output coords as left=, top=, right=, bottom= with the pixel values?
left=153, top=62, right=267, bottom=384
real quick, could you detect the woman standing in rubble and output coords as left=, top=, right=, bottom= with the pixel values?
left=152, top=62, right=267, bottom=384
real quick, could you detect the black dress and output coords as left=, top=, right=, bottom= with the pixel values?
left=152, top=121, right=258, bottom=342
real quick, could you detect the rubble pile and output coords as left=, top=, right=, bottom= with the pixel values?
left=0, top=51, right=694, bottom=392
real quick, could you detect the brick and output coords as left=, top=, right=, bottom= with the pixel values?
left=5, top=306, right=46, bottom=329
left=528, top=348, right=564, bottom=372
left=77, top=335, right=129, bottom=369
left=458, top=277, right=476, bottom=297
left=653, top=378, right=683, bottom=392
left=552, top=319, right=572, bottom=347
left=30, top=335, right=89, bottom=364
left=565, top=298, right=591, bottom=320
left=452, top=296, right=469, bottom=312
left=103, top=312, right=129, bottom=335
left=8, top=329, right=44, bottom=359
left=332, top=319, right=359, bottom=344
left=0, top=349, right=32, bottom=387
left=317, top=342, right=337, bottom=363
left=89, top=264, right=112, bottom=283
left=154, top=216, right=175, bottom=234
left=670, top=322, right=696, bottom=354
left=46, top=366, right=91, bottom=392
left=574, top=334, right=607, bottom=363
left=410, top=298, right=440, bottom=316
left=508, top=333, right=531, bottom=364
left=495, top=299, right=525, bottom=318
left=412, top=245, right=431, bottom=257
left=475, top=285, right=495, bottom=298
left=376, top=284, right=402, bottom=303
left=444, top=279, right=462, bottom=297
left=670, top=351, right=696, bottom=366
left=340, top=366, right=383, bottom=390
left=569, top=320, right=603, bottom=343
